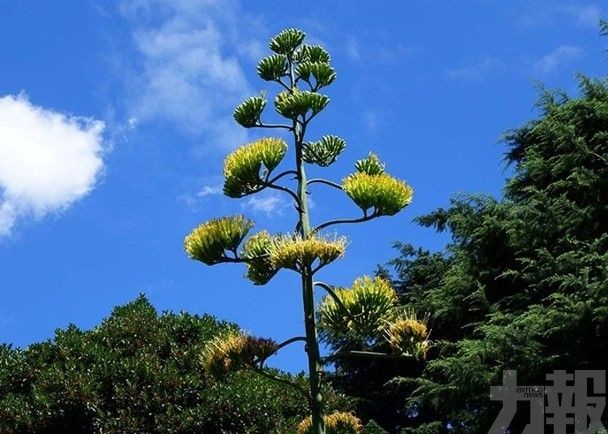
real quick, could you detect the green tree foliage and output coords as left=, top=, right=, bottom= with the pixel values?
left=323, top=74, right=608, bottom=432
left=398, top=77, right=607, bottom=432
left=0, top=295, right=350, bottom=433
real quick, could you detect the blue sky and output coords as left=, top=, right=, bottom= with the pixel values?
left=0, top=0, right=605, bottom=372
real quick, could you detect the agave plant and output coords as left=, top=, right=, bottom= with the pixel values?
left=184, top=28, right=425, bottom=434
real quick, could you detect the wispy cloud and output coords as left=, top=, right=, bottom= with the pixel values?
left=562, top=3, right=603, bottom=27
left=179, top=180, right=224, bottom=210
left=446, top=56, right=504, bottom=82
left=120, top=0, right=265, bottom=150
left=0, top=94, right=105, bottom=237
left=343, top=35, right=415, bottom=64
left=244, top=191, right=290, bottom=217
left=197, top=184, right=222, bottom=197
left=345, top=37, right=361, bottom=61
left=520, top=2, right=603, bottom=29
left=186, top=182, right=291, bottom=217
left=533, top=45, right=584, bottom=74
left=363, top=111, right=381, bottom=132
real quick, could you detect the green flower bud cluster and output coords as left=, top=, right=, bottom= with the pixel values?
left=303, top=135, right=346, bottom=167
left=234, top=94, right=266, bottom=128
left=275, top=89, right=329, bottom=119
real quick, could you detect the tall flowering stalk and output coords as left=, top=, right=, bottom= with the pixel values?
left=184, top=28, right=426, bottom=434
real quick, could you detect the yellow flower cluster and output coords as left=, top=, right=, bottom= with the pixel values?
left=342, top=172, right=413, bottom=216
left=242, top=232, right=347, bottom=284
left=297, top=411, right=363, bottom=434
left=385, top=313, right=429, bottom=359
left=184, top=215, right=253, bottom=265
left=223, top=137, right=287, bottom=198
left=319, top=277, right=430, bottom=358
left=201, top=331, right=279, bottom=378
left=319, top=276, right=397, bottom=339
left=270, top=234, right=347, bottom=271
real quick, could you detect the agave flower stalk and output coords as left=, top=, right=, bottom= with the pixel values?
left=184, top=28, right=422, bottom=434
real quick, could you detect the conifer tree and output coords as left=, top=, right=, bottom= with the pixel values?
left=184, top=29, right=428, bottom=433
left=355, top=56, right=608, bottom=434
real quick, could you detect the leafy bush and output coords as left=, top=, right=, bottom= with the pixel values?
left=0, top=295, right=350, bottom=433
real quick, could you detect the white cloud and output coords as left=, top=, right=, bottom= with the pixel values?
left=446, top=56, right=504, bottom=82
left=562, top=4, right=603, bottom=27
left=0, top=94, right=105, bottom=237
left=533, top=45, right=583, bottom=74
left=244, top=191, right=290, bottom=217
left=121, top=0, right=264, bottom=150
left=197, top=184, right=222, bottom=197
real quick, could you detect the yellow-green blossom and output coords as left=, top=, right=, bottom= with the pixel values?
left=384, top=314, right=429, bottom=359
left=201, top=331, right=278, bottom=378
left=297, top=411, right=363, bottom=434
left=342, top=172, right=413, bottom=216
left=184, top=215, right=253, bottom=265
left=318, top=276, right=397, bottom=341
left=223, top=137, right=287, bottom=198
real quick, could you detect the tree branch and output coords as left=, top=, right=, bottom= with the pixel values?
left=234, top=172, right=301, bottom=207
left=218, top=256, right=248, bottom=264
left=313, top=212, right=379, bottom=233
left=265, top=182, right=301, bottom=205
left=307, top=178, right=342, bottom=190
left=267, top=170, right=298, bottom=184
left=255, top=122, right=293, bottom=130
left=276, top=336, right=307, bottom=351
left=590, top=151, right=608, bottom=165
left=256, top=336, right=307, bottom=366
left=323, top=350, right=410, bottom=362
left=246, top=367, right=311, bottom=404
left=276, top=78, right=291, bottom=92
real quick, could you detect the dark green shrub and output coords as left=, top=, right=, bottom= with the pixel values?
left=0, top=295, right=351, bottom=433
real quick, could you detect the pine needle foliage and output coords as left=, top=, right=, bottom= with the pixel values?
left=338, top=76, right=608, bottom=432
left=323, top=31, right=608, bottom=432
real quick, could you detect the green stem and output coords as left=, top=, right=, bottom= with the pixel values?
left=294, top=89, right=325, bottom=434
